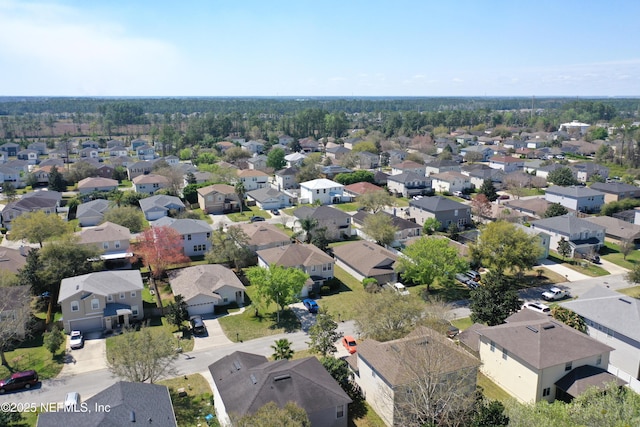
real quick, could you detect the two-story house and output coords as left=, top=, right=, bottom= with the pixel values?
left=16, top=149, right=39, bottom=165
left=430, top=171, right=471, bottom=194
left=58, top=270, right=144, bottom=333
left=530, top=214, right=605, bottom=258
left=489, top=155, right=525, bottom=173
left=197, top=184, right=241, bottom=214
left=391, top=160, right=426, bottom=176
left=126, top=160, right=154, bottom=179
left=0, top=286, right=31, bottom=339
left=273, top=166, right=299, bottom=190
left=136, top=144, right=156, bottom=160
left=424, top=159, right=461, bottom=176
left=0, top=142, right=20, bottom=157
left=545, top=185, right=605, bottom=213
left=352, top=210, right=422, bottom=247
left=409, top=196, right=471, bottom=230
left=293, top=205, right=351, bottom=241
left=590, top=182, right=640, bottom=204
left=570, top=162, right=609, bottom=183
left=236, top=169, right=269, bottom=191
left=299, top=178, right=345, bottom=205
left=152, top=217, right=212, bottom=257
left=132, top=173, right=169, bottom=195
left=1, top=190, right=62, bottom=230
left=79, top=147, right=100, bottom=159
left=77, top=222, right=133, bottom=266
left=386, top=172, right=431, bottom=198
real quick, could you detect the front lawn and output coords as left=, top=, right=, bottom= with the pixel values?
left=332, top=202, right=361, bottom=212
left=227, top=206, right=272, bottom=222
left=158, top=373, right=217, bottom=427
left=618, top=286, right=640, bottom=298
left=601, top=241, right=640, bottom=270
left=451, top=316, right=474, bottom=331
left=548, top=252, right=609, bottom=277
left=0, top=334, right=65, bottom=381
left=351, top=401, right=387, bottom=427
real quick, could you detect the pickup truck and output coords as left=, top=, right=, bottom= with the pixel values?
left=542, top=287, right=569, bottom=301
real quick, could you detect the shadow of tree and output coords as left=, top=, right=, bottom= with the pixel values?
left=267, top=309, right=301, bottom=333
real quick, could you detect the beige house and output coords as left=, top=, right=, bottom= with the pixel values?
left=76, top=222, right=133, bottom=263
left=332, top=240, right=397, bottom=284
left=197, top=184, right=241, bottom=214
left=477, top=316, right=615, bottom=403
left=347, top=327, right=479, bottom=426
left=235, top=222, right=292, bottom=253
left=430, top=171, right=471, bottom=194
left=77, top=177, right=119, bottom=194
left=58, top=270, right=144, bottom=333
left=132, top=173, right=169, bottom=194
left=0, top=285, right=31, bottom=339
left=236, top=169, right=269, bottom=191
left=168, top=265, right=245, bottom=316
left=292, top=205, right=352, bottom=241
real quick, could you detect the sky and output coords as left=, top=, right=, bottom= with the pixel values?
left=0, top=0, right=639, bottom=97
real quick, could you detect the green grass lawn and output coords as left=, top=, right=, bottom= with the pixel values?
left=351, top=401, right=387, bottom=427
left=477, top=372, right=512, bottom=403
left=332, top=202, right=361, bottom=212
left=188, top=208, right=213, bottom=223
left=393, top=197, right=410, bottom=207
left=227, top=206, right=272, bottom=222
left=119, top=180, right=133, bottom=188
left=0, top=334, right=65, bottom=381
left=548, top=252, right=609, bottom=277
left=517, top=188, right=545, bottom=197
left=601, top=241, right=640, bottom=270
left=158, top=373, right=217, bottom=427
left=618, top=286, right=640, bottom=298
left=273, top=223, right=296, bottom=237
left=451, top=316, right=473, bottom=331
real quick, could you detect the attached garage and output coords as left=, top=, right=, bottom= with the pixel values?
left=68, top=316, right=103, bottom=334
left=185, top=294, right=218, bottom=317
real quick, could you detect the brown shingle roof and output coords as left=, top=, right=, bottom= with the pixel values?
left=332, top=241, right=397, bottom=278
left=257, top=243, right=332, bottom=268
left=76, top=222, right=132, bottom=245
left=235, top=223, right=291, bottom=247
left=168, top=265, right=245, bottom=302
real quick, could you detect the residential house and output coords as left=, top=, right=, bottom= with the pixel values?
left=216, top=141, right=236, bottom=153
left=236, top=169, right=269, bottom=191
left=477, top=316, right=616, bottom=403
left=109, top=156, right=134, bottom=169
left=489, top=155, right=525, bottom=173
left=343, top=182, right=384, bottom=199
left=209, top=351, right=351, bottom=427
left=299, top=137, right=320, bottom=153
left=278, top=134, right=294, bottom=146
left=108, top=145, right=129, bottom=158
left=562, top=286, right=640, bottom=380
left=293, top=205, right=351, bottom=241
left=347, top=327, right=479, bottom=426
left=162, top=155, right=180, bottom=166
left=17, top=149, right=38, bottom=165
left=138, top=194, right=185, bottom=221
left=130, top=139, right=148, bottom=150
left=152, top=217, right=212, bottom=257
left=299, top=178, right=345, bottom=205
left=502, top=139, right=527, bottom=150
left=0, top=165, right=23, bottom=187
left=1, top=190, right=62, bottom=230
left=126, top=160, right=154, bottom=179
left=27, top=142, right=47, bottom=155
left=58, top=270, right=144, bottom=333
left=385, top=149, right=407, bottom=165
left=430, top=171, right=472, bottom=194
left=386, top=172, right=431, bottom=198
left=332, top=240, right=397, bottom=283
left=373, top=170, right=389, bottom=186
left=0, top=286, right=31, bottom=338
left=462, top=166, right=505, bottom=189
left=391, top=160, right=426, bottom=176
left=257, top=243, right=334, bottom=297
left=583, top=215, right=640, bottom=244
left=545, top=185, right=605, bottom=213
left=273, top=166, right=299, bottom=190
left=321, top=165, right=353, bottom=180
left=240, top=140, right=265, bottom=155
left=559, top=120, right=591, bottom=135
left=536, top=163, right=564, bottom=180
left=132, top=173, right=169, bottom=195
left=5, top=159, right=29, bottom=174
left=530, top=214, right=605, bottom=258
left=590, top=182, right=640, bottom=203
left=514, top=223, right=551, bottom=259
left=284, top=152, right=306, bottom=167
left=168, top=265, right=245, bottom=316
left=136, top=144, right=156, bottom=160
left=409, top=196, right=471, bottom=230
left=0, top=142, right=20, bottom=157
left=325, top=145, right=351, bottom=162
left=461, top=145, right=494, bottom=162
left=570, top=162, right=609, bottom=183
left=36, top=381, right=178, bottom=427
left=77, top=222, right=132, bottom=265
left=77, top=177, right=119, bottom=194
left=106, top=139, right=126, bottom=149
left=0, top=248, right=27, bottom=274
left=246, top=187, right=292, bottom=210
left=424, top=159, right=461, bottom=176
left=352, top=210, right=421, bottom=247
left=0, top=151, right=6, bottom=164
left=197, top=184, right=241, bottom=214
left=343, top=137, right=363, bottom=150
left=235, top=222, right=292, bottom=253
left=47, top=149, right=67, bottom=161
left=246, top=154, right=268, bottom=171
left=184, top=171, right=213, bottom=187
left=76, top=199, right=111, bottom=227
left=354, top=151, right=379, bottom=169
left=79, top=147, right=100, bottom=159
left=29, top=166, right=51, bottom=185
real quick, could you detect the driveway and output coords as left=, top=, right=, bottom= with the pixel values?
left=191, top=314, right=235, bottom=351
left=59, top=331, right=107, bottom=377
left=599, top=258, right=629, bottom=276
left=289, top=302, right=317, bottom=332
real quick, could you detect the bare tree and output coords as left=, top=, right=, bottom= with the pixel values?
left=0, top=286, right=32, bottom=367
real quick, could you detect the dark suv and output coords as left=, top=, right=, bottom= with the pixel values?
left=190, top=316, right=207, bottom=336
left=0, top=370, right=38, bottom=394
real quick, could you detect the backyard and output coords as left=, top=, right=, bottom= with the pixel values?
left=158, top=373, right=217, bottom=427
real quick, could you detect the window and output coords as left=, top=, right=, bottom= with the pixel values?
left=542, top=387, right=551, bottom=397
left=132, top=305, right=139, bottom=316
left=206, top=232, right=211, bottom=238
left=490, top=341, right=495, bottom=352
left=336, top=404, right=344, bottom=419
left=311, top=266, right=316, bottom=272
left=454, top=209, right=459, bottom=217
left=187, top=234, right=192, bottom=241
left=115, top=241, right=121, bottom=249
left=596, top=355, right=602, bottom=366
left=103, top=242, right=109, bottom=249
left=120, top=293, right=125, bottom=300
left=130, top=291, right=136, bottom=298
left=107, top=294, right=114, bottom=302
left=565, top=362, right=572, bottom=371
left=502, top=348, right=508, bottom=360
left=71, top=301, right=79, bottom=312
left=91, top=299, right=100, bottom=310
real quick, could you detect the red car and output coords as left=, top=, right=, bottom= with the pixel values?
left=342, top=336, right=357, bottom=354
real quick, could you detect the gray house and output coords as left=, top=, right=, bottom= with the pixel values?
left=409, top=196, right=471, bottom=230
left=246, top=187, right=293, bottom=210
left=76, top=199, right=111, bottom=227
left=545, top=185, right=605, bottom=213
left=139, top=195, right=186, bottom=221
left=387, top=172, right=431, bottom=198
left=209, top=351, right=351, bottom=427
left=531, top=214, right=605, bottom=258
left=293, top=205, right=351, bottom=241
left=151, top=217, right=211, bottom=257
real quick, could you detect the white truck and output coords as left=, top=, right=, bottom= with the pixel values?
left=542, top=287, right=569, bottom=301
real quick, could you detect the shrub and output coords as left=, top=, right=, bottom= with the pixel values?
left=362, top=277, right=378, bottom=288
left=320, top=285, right=331, bottom=295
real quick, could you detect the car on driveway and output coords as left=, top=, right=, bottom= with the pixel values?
left=249, top=216, right=265, bottom=222
left=523, top=301, right=551, bottom=314
left=542, top=287, right=570, bottom=301
left=302, top=298, right=319, bottom=313
left=392, top=282, right=410, bottom=296
left=270, top=209, right=280, bottom=216
left=69, top=330, right=84, bottom=349
left=190, top=315, right=207, bottom=336
left=342, top=336, right=357, bottom=354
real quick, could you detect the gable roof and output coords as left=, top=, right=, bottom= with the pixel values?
left=151, top=217, right=211, bottom=234
left=393, top=160, right=424, bottom=170
left=583, top=215, right=640, bottom=241
left=332, top=240, right=397, bottom=277
left=555, top=365, right=626, bottom=398
left=209, top=352, right=350, bottom=419
left=409, top=195, right=468, bottom=212
left=292, top=205, right=350, bottom=221
left=237, top=169, right=269, bottom=178
left=77, top=177, right=119, bottom=189
left=352, top=210, right=421, bottom=231
left=77, top=222, right=132, bottom=244
left=247, top=187, right=288, bottom=203
left=477, top=318, right=614, bottom=370
left=257, top=243, right=332, bottom=268
left=590, top=181, right=640, bottom=195
left=139, top=194, right=185, bottom=213
left=132, top=173, right=169, bottom=185
left=76, top=199, right=111, bottom=219
left=531, top=214, right=604, bottom=236
left=3, top=190, right=62, bottom=213
left=58, top=270, right=143, bottom=302
left=343, top=181, right=383, bottom=196
left=275, top=166, right=299, bottom=176
left=387, top=171, right=429, bottom=184
left=235, top=223, right=291, bottom=247
left=546, top=185, right=605, bottom=198
left=169, top=264, right=245, bottom=302
left=431, top=171, right=468, bottom=181
left=197, top=183, right=236, bottom=196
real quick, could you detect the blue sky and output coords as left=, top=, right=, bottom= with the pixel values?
left=0, top=0, right=638, bottom=97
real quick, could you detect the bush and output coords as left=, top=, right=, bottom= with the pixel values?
left=320, top=285, right=331, bottom=296
left=362, top=277, right=378, bottom=288
left=364, top=282, right=381, bottom=293
left=325, top=278, right=341, bottom=292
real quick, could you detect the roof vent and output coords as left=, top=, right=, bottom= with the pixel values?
left=542, top=324, right=555, bottom=330
left=233, top=361, right=242, bottom=371
left=273, top=374, right=291, bottom=382
left=526, top=325, right=539, bottom=333
left=250, top=374, right=257, bottom=384
left=130, top=410, right=136, bottom=422
left=619, top=298, right=632, bottom=304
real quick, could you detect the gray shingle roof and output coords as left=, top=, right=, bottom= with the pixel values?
left=531, top=214, right=604, bottom=236
left=332, top=241, right=396, bottom=277
left=386, top=171, right=428, bottom=184
left=247, top=187, right=287, bottom=203
left=590, top=181, right=640, bottom=195
left=545, top=185, right=605, bottom=198
left=76, top=199, right=110, bottom=219
left=151, top=217, right=211, bottom=234
left=409, top=195, right=468, bottom=212
left=58, top=270, right=143, bottom=303
left=168, top=264, right=245, bottom=302
left=139, top=194, right=185, bottom=213
left=293, top=205, right=350, bottom=221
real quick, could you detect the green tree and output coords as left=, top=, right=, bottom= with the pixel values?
left=544, top=203, right=568, bottom=218
left=478, top=178, right=498, bottom=202
left=11, top=210, right=72, bottom=248
left=550, top=305, right=586, bottom=333
left=321, top=356, right=363, bottom=403
left=354, top=290, right=423, bottom=341
left=295, top=164, right=322, bottom=183
left=2, top=182, right=17, bottom=202
left=357, top=190, right=394, bottom=213
left=547, top=166, right=579, bottom=186
left=295, top=216, right=318, bottom=244
left=112, top=165, right=128, bottom=182
left=363, top=212, right=397, bottom=246
left=271, top=338, right=294, bottom=360
left=165, top=295, right=189, bottom=331
left=469, top=271, right=522, bottom=326
left=447, top=222, right=460, bottom=241
left=620, top=239, right=635, bottom=260
left=309, top=226, right=329, bottom=252
left=234, top=181, right=246, bottom=213
left=334, top=170, right=375, bottom=185
left=397, top=237, right=468, bottom=293
left=422, top=217, right=441, bottom=234
left=43, top=325, right=65, bottom=356
left=102, top=206, right=146, bottom=233
left=206, top=225, right=252, bottom=271
left=470, top=399, right=509, bottom=427
left=266, top=147, right=286, bottom=170
left=48, top=165, right=67, bottom=192
left=233, top=402, right=310, bottom=427
left=245, top=264, right=309, bottom=322
left=470, top=221, right=542, bottom=276
left=557, top=236, right=571, bottom=260
left=107, top=327, right=179, bottom=383
left=308, top=311, right=342, bottom=357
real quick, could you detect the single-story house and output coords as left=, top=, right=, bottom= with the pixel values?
left=139, top=195, right=186, bottom=221
left=76, top=199, right=111, bottom=227
left=332, top=240, right=397, bottom=284
left=77, top=177, right=119, bottom=194
left=246, top=187, right=293, bottom=210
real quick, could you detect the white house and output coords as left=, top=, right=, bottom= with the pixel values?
left=299, top=178, right=345, bottom=205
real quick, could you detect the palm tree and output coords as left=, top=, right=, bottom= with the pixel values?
left=271, top=338, right=294, bottom=360
left=295, top=216, right=318, bottom=243
left=234, top=181, right=246, bottom=214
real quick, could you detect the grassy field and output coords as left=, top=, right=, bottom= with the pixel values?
left=619, top=286, right=640, bottom=298
left=477, top=372, right=512, bottom=403
left=158, top=373, right=217, bottom=427
left=451, top=316, right=473, bottom=331
left=548, top=252, right=609, bottom=277
left=0, top=335, right=65, bottom=381
left=601, top=241, right=640, bottom=270
left=351, top=402, right=387, bottom=427
left=332, top=202, right=361, bottom=212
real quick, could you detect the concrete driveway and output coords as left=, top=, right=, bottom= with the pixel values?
left=289, top=302, right=318, bottom=332
left=59, top=331, right=107, bottom=377
left=191, top=315, right=233, bottom=351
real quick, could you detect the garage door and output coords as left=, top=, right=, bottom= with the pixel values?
left=187, top=302, right=215, bottom=316
left=69, top=316, right=103, bottom=333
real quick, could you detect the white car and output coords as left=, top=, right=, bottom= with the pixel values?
left=64, top=392, right=81, bottom=411
left=392, top=282, right=410, bottom=296
left=523, top=302, right=551, bottom=314
left=542, top=287, right=570, bottom=301
left=69, top=330, right=84, bottom=349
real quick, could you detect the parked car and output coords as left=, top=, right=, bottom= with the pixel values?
left=64, top=392, right=81, bottom=411
left=0, top=370, right=39, bottom=394
left=453, top=191, right=463, bottom=197
left=465, top=270, right=481, bottom=281
left=498, top=194, right=510, bottom=200
left=190, top=315, right=207, bottom=336
left=249, top=216, right=265, bottom=222
left=542, top=287, right=570, bottom=301
left=523, top=302, right=551, bottom=314
left=392, top=282, right=410, bottom=296
left=342, top=336, right=357, bottom=354
left=302, top=298, right=319, bottom=313
left=466, top=280, right=480, bottom=289
left=270, top=209, right=280, bottom=216
left=69, top=330, right=84, bottom=349
left=455, top=273, right=470, bottom=285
